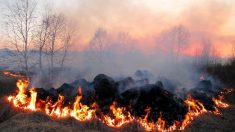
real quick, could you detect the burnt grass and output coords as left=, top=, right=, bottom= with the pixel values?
left=0, top=59, right=235, bottom=132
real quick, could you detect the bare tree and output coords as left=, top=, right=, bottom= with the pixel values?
left=35, top=7, right=51, bottom=70
left=88, top=28, right=108, bottom=62
left=200, top=38, right=213, bottom=66
left=89, top=28, right=108, bottom=51
left=4, top=0, right=38, bottom=72
left=60, top=23, right=75, bottom=68
left=173, top=25, right=190, bottom=58
left=156, top=25, right=190, bottom=60
left=46, top=13, right=65, bottom=71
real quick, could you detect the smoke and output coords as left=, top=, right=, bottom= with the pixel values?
left=31, top=27, right=221, bottom=91
left=1, top=0, right=233, bottom=90
left=0, top=0, right=235, bottom=55
left=50, top=0, right=235, bottom=57
left=30, top=43, right=205, bottom=92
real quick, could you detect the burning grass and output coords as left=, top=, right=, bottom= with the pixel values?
left=7, top=78, right=231, bottom=131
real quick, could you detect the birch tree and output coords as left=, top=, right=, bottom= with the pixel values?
left=60, top=23, right=75, bottom=68
left=4, top=0, right=38, bottom=72
left=46, top=13, right=65, bottom=71
left=35, top=8, right=50, bottom=70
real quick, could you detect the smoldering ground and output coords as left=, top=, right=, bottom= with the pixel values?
left=29, top=48, right=220, bottom=93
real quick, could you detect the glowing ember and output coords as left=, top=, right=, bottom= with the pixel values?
left=3, top=71, right=25, bottom=78
left=213, top=96, right=229, bottom=108
left=8, top=79, right=231, bottom=131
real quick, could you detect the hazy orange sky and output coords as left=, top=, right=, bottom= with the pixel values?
left=1, top=0, right=235, bottom=57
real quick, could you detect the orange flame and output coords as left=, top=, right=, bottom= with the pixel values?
left=71, top=96, right=95, bottom=121
left=102, top=102, right=134, bottom=127
left=8, top=79, right=230, bottom=131
left=213, top=96, right=229, bottom=108
left=27, top=89, right=37, bottom=111
left=9, top=79, right=29, bottom=108
left=138, top=108, right=177, bottom=131
left=180, top=96, right=207, bottom=130
left=3, top=71, right=25, bottom=78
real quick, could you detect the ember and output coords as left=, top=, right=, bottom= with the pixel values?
left=7, top=74, right=230, bottom=131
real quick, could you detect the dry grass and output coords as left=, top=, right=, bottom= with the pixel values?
left=0, top=71, right=18, bottom=97
left=0, top=111, right=145, bottom=132
left=184, top=92, right=235, bottom=132
left=0, top=71, right=234, bottom=132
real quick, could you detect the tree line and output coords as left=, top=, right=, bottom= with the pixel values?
left=3, top=0, right=74, bottom=74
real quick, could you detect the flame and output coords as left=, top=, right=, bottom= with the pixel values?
left=27, top=89, right=37, bottom=111
left=138, top=108, right=177, bottom=131
left=9, top=79, right=95, bottom=120
left=102, top=102, right=134, bottom=127
left=3, top=71, right=25, bottom=78
left=10, top=79, right=29, bottom=108
left=8, top=79, right=231, bottom=131
left=71, top=96, right=95, bottom=121
left=47, top=95, right=67, bottom=117
left=213, top=96, right=229, bottom=108
left=180, top=96, right=207, bottom=130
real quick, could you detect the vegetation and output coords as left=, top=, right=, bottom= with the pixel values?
left=205, top=58, right=235, bottom=87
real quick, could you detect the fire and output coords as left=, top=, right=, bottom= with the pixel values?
left=3, top=71, right=25, bottom=78
left=138, top=108, right=177, bottom=131
left=9, top=79, right=95, bottom=121
left=180, top=96, right=207, bottom=130
left=27, top=89, right=37, bottom=111
left=213, top=96, right=229, bottom=108
left=46, top=95, right=67, bottom=118
left=8, top=79, right=29, bottom=108
left=8, top=79, right=231, bottom=131
left=102, top=102, right=134, bottom=127
left=71, top=96, right=95, bottom=121
left=185, top=96, right=207, bottom=115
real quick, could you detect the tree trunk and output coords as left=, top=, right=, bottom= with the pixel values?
left=39, top=47, right=43, bottom=70
left=24, top=0, right=29, bottom=72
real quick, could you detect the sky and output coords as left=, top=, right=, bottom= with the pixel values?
left=1, top=0, right=235, bottom=57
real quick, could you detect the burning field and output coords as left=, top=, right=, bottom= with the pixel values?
left=0, top=71, right=234, bottom=132
left=1, top=0, right=235, bottom=131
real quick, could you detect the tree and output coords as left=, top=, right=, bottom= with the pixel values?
left=200, top=38, right=213, bottom=66
left=173, top=25, right=190, bottom=58
left=4, top=0, right=38, bottom=72
left=89, top=28, right=108, bottom=51
left=35, top=7, right=51, bottom=70
left=60, top=22, right=75, bottom=68
left=46, top=13, right=65, bottom=71
left=88, top=28, right=108, bottom=62
left=156, top=25, right=190, bottom=60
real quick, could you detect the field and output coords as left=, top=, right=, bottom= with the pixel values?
left=0, top=71, right=234, bottom=132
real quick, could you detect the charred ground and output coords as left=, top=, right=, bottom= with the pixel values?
left=0, top=59, right=235, bottom=132
left=0, top=69, right=234, bottom=132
